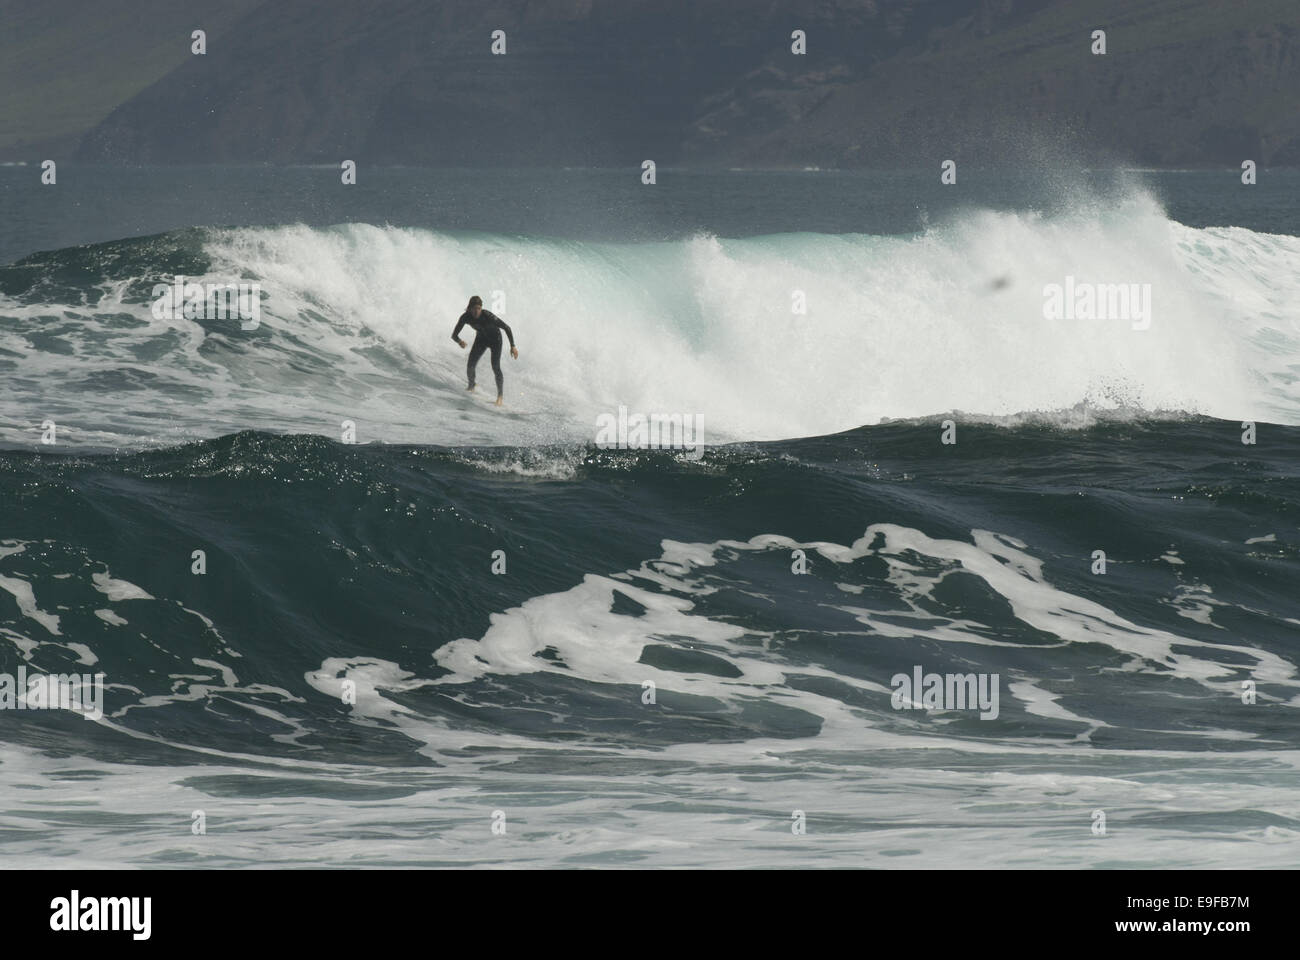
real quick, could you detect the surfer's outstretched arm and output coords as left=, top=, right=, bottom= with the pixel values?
left=488, top=312, right=519, bottom=358
left=451, top=315, right=468, bottom=348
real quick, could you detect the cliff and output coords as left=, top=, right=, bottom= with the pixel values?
left=3, top=0, right=1295, bottom=167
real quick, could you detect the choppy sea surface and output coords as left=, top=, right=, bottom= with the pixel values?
left=1, top=168, right=1297, bottom=866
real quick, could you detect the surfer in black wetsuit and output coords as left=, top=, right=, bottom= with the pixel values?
left=452, top=295, right=518, bottom=405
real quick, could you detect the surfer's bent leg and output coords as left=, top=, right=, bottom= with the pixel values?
left=489, top=337, right=504, bottom=396
left=467, top=336, right=489, bottom=389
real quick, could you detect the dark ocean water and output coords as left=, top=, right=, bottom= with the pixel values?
left=0, top=168, right=1297, bottom=866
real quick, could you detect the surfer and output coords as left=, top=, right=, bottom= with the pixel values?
left=452, top=295, right=518, bottom=406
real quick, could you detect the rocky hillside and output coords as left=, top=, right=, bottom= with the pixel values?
left=4, top=0, right=1296, bottom=167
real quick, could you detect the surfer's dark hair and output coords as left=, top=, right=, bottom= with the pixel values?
left=467, top=295, right=483, bottom=311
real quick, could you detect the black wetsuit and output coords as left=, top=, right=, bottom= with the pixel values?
left=452, top=309, right=515, bottom=396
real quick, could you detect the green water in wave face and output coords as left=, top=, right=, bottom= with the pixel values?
left=1, top=421, right=1297, bottom=761
left=2, top=420, right=1298, bottom=867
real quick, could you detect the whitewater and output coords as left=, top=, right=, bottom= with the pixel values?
left=2, top=189, right=1298, bottom=450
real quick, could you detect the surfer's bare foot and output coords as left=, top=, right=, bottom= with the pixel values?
left=465, top=385, right=475, bottom=392
left=494, top=396, right=504, bottom=406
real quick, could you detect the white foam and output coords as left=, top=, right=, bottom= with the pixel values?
left=0, top=574, right=61, bottom=635
left=410, top=522, right=1300, bottom=760
left=91, top=571, right=154, bottom=602
left=4, top=187, right=1300, bottom=449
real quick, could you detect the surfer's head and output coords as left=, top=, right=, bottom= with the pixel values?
left=467, top=295, right=483, bottom=318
